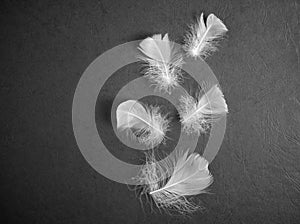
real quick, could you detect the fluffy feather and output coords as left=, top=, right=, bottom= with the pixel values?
left=138, top=150, right=213, bottom=214
left=183, top=13, right=228, bottom=59
left=116, top=100, right=170, bottom=147
left=138, top=34, right=183, bottom=94
left=178, top=84, right=228, bottom=135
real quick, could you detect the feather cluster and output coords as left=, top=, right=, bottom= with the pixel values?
left=117, top=12, right=229, bottom=215
left=183, top=13, right=228, bottom=59
left=138, top=150, right=213, bottom=214
left=116, top=100, right=170, bottom=147
left=179, top=84, right=228, bottom=135
left=138, top=34, right=183, bottom=94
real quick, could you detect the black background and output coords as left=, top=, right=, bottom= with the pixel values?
left=1, top=0, right=300, bottom=223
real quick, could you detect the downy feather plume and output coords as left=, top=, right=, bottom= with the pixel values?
left=138, top=150, right=213, bottom=214
left=183, top=13, right=228, bottom=59
left=178, top=84, right=228, bottom=135
left=116, top=100, right=170, bottom=147
left=138, top=34, right=184, bottom=94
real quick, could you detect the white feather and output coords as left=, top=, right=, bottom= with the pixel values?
left=184, top=13, right=228, bottom=59
left=178, top=85, right=228, bottom=135
left=116, top=100, right=170, bottom=147
left=138, top=34, right=183, bottom=94
left=138, top=150, right=213, bottom=214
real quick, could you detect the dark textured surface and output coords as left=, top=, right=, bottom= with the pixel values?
left=1, top=0, right=300, bottom=223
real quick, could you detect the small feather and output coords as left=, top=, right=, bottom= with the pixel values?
left=138, top=34, right=183, bottom=94
left=184, top=13, right=228, bottom=59
left=178, top=85, right=228, bottom=135
left=116, top=100, right=170, bottom=147
left=138, top=150, right=213, bottom=214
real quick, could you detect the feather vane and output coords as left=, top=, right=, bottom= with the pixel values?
left=184, top=13, right=228, bottom=58
left=138, top=150, right=213, bottom=214
left=116, top=100, right=170, bottom=146
left=138, top=34, right=183, bottom=93
left=179, top=85, right=228, bottom=135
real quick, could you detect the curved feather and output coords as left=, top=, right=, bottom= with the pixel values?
left=150, top=152, right=212, bottom=195
left=138, top=34, right=183, bottom=94
left=178, top=85, right=228, bottom=135
left=116, top=100, right=170, bottom=146
left=138, top=150, right=212, bottom=214
left=184, top=13, right=228, bottom=58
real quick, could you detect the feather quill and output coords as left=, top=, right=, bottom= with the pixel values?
left=138, top=150, right=213, bottom=214
left=184, top=13, right=228, bottom=59
left=178, top=84, right=228, bottom=135
left=116, top=100, right=170, bottom=147
left=138, top=34, right=183, bottom=94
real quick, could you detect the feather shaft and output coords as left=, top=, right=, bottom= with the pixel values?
left=119, top=110, right=165, bottom=136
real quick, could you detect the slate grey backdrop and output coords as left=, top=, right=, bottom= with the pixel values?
left=1, top=0, right=299, bottom=223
